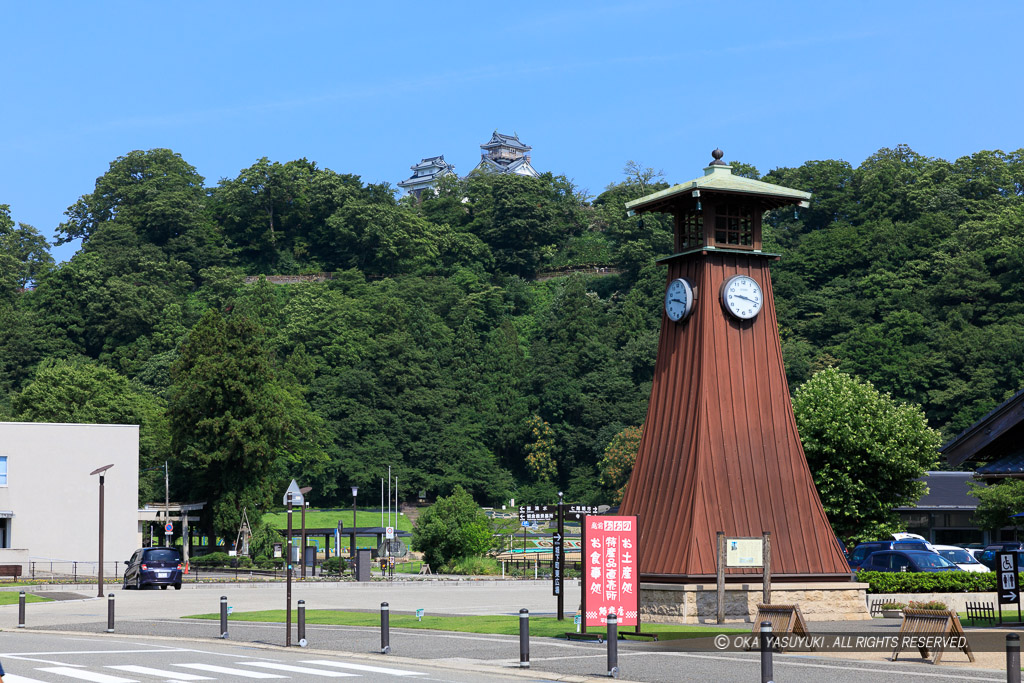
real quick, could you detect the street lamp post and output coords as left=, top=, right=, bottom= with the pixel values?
left=299, top=486, right=312, bottom=579
left=350, top=485, right=358, bottom=570
left=286, top=491, right=293, bottom=647
left=90, top=464, right=114, bottom=598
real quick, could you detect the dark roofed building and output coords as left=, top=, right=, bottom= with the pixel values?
left=471, top=131, right=540, bottom=178
left=943, top=387, right=1024, bottom=477
left=397, top=155, right=456, bottom=199
left=896, top=471, right=983, bottom=545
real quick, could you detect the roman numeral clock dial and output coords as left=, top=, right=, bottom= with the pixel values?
left=720, top=275, right=763, bottom=320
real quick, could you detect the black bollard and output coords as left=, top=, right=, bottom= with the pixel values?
left=607, top=611, right=619, bottom=678
left=519, top=609, right=530, bottom=668
left=220, top=596, right=228, bottom=639
left=298, top=600, right=306, bottom=646
left=1008, top=633, right=1021, bottom=683
left=106, top=593, right=115, bottom=633
left=760, top=620, right=774, bottom=683
left=18, top=590, right=25, bottom=628
left=380, top=602, right=390, bottom=654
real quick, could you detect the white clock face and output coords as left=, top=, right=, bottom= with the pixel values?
left=721, top=275, right=763, bottom=320
left=664, top=277, right=695, bottom=322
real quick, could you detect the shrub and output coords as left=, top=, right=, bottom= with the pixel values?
left=857, top=570, right=1000, bottom=594
left=440, top=556, right=502, bottom=575
left=908, top=599, right=948, bottom=610
left=322, top=556, right=348, bottom=574
left=877, top=602, right=906, bottom=610
left=190, top=552, right=252, bottom=568
left=412, top=486, right=492, bottom=568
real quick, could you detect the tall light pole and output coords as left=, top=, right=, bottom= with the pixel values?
left=299, top=486, right=312, bottom=579
left=90, top=464, right=114, bottom=598
left=350, top=485, right=358, bottom=567
left=286, top=491, right=293, bottom=647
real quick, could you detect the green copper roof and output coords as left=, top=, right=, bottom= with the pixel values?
left=625, top=163, right=811, bottom=212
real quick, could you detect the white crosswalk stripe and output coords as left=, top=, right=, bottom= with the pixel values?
left=301, top=660, right=426, bottom=676
left=239, top=661, right=358, bottom=677
left=35, top=669, right=137, bottom=683
left=172, top=663, right=287, bottom=678
left=107, top=665, right=214, bottom=680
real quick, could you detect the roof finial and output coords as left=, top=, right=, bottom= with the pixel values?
left=710, top=148, right=726, bottom=166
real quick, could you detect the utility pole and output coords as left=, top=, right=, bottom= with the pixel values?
left=164, top=461, right=170, bottom=546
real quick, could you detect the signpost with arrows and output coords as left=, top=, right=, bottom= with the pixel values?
left=997, top=551, right=1021, bottom=624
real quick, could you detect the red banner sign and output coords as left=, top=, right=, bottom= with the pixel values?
left=584, top=515, right=638, bottom=627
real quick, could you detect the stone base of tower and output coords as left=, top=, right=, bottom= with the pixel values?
left=640, top=581, right=872, bottom=624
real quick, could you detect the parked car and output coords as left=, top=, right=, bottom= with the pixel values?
left=848, top=540, right=934, bottom=570
left=932, top=544, right=989, bottom=572
left=860, top=550, right=962, bottom=573
left=977, top=543, right=1024, bottom=570
left=123, top=547, right=183, bottom=590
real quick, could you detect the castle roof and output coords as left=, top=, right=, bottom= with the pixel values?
left=480, top=131, right=531, bottom=152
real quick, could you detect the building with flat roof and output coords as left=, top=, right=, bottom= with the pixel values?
left=0, top=422, right=139, bottom=576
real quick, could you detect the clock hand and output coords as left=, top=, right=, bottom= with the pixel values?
left=669, top=299, right=686, bottom=304
left=734, top=294, right=756, bottom=303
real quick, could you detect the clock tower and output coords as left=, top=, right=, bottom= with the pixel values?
left=618, top=151, right=852, bottom=583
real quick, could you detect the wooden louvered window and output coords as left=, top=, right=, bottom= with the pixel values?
left=714, top=203, right=754, bottom=248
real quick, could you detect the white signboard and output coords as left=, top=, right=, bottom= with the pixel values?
left=386, top=526, right=395, bottom=540
left=725, top=537, right=764, bottom=567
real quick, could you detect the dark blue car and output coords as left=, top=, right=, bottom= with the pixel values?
left=847, top=540, right=933, bottom=570
left=123, top=547, right=183, bottom=590
left=860, top=550, right=961, bottom=573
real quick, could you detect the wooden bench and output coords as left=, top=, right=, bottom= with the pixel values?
left=0, top=564, right=22, bottom=580
left=748, top=604, right=813, bottom=653
left=892, top=608, right=974, bottom=664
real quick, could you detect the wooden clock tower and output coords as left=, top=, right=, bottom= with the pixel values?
left=618, top=150, right=851, bottom=582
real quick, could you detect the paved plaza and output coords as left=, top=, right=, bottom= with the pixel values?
left=0, top=579, right=1013, bottom=682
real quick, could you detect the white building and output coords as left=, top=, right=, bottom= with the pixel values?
left=396, top=155, right=456, bottom=199
left=471, top=131, right=540, bottom=177
left=0, top=422, right=139, bottom=576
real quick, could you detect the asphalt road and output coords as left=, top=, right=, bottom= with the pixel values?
left=0, top=580, right=1010, bottom=682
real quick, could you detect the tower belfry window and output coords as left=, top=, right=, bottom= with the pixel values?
left=714, top=202, right=753, bottom=248
left=679, top=210, right=703, bottom=249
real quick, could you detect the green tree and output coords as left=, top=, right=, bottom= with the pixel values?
left=168, top=309, right=326, bottom=539
left=0, top=205, right=53, bottom=289
left=411, top=485, right=492, bottom=568
left=12, top=358, right=171, bottom=503
left=793, top=367, right=941, bottom=542
left=969, top=480, right=1024, bottom=535
left=524, top=415, right=557, bottom=482
left=598, top=425, right=643, bottom=504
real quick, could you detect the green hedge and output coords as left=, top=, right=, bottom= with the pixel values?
left=190, top=552, right=252, bottom=568
left=857, top=570, right=1002, bottom=593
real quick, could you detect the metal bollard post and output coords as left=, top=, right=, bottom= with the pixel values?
left=18, top=590, right=26, bottom=628
left=760, top=620, right=774, bottom=683
left=607, top=611, right=619, bottom=678
left=106, top=593, right=115, bottom=633
left=298, top=600, right=306, bottom=647
left=1008, top=633, right=1021, bottom=683
left=220, top=596, right=228, bottom=639
left=380, top=602, right=390, bottom=654
left=519, top=609, right=530, bottom=668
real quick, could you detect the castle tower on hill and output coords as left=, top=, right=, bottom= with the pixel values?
left=396, top=155, right=456, bottom=199
left=471, top=131, right=540, bottom=177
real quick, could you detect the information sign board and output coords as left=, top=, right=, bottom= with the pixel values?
left=997, top=551, right=1020, bottom=607
left=583, top=515, right=638, bottom=627
left=552, top=529, right=563, bottom=597
left=518, top=504, right=555, bottom=522
left=725, top=538, right=764, bottom=567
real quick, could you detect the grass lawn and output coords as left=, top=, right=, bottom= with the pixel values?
left=183, top=609, right=744, bottom=641
left=0, top=592, right=51, bottom=605
left=262, top=510, right=413, bottom=533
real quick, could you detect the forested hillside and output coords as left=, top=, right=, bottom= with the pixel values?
left=1, top=145, right=1020, bottom=537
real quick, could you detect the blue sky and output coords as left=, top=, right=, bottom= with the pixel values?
left=3, top=1, right=1022, bottom=263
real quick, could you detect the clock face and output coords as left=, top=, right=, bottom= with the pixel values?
left=664, top=277, right=695, bottom=322
left=720, top=275, right=763, bottom=320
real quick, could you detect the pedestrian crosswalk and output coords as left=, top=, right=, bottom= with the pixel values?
left=2, top=659, right=426, bottom=681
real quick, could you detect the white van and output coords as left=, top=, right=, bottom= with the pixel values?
left=932, top=545, right=989, bottom=572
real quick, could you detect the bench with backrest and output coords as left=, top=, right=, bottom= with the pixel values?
left=0, top=564, right=22, bottom=580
